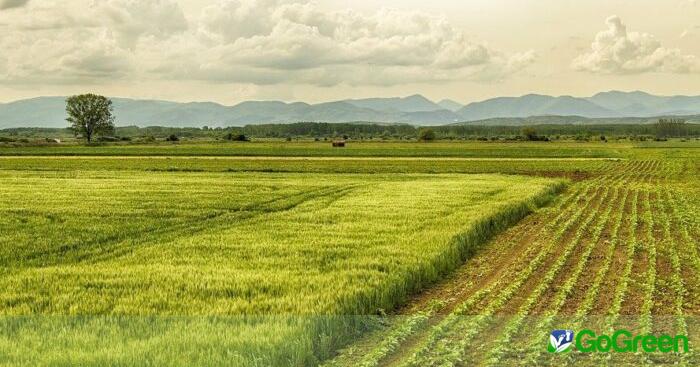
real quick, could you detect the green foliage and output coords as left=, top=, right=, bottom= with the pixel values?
left=417, top=128, right=436, bottom=141
left=242, top=122, right=415, bottom=139
left=225, top=132, right=249, bottom=141
left=522, top=127, right=537, bottom=140
left=521, top=127, right=548, bottom=141
left=66, top=94, right=115, bottom=143
left=655, top=118, right=688, bottom=138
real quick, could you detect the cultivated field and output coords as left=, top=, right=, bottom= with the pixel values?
left=0, top=141, right=697, bottom=366
left=0, top=165, right=560, bottom=365
left=323, top=146, right=700, bottom=366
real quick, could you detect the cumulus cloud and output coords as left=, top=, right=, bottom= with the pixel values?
left=0, top=0, right=183, bottom=82
left=0, top=0, right=534, bottom=86
left=188, top=1, right=535, bottom=85
left=101, top=0, right=188, bottom=48
left=573, top=15, right=699, bottom=74
left=0, top=0, right=29, bottom=10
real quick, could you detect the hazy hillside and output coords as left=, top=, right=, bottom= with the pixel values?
left=3, top=91, right=700, bottom=128
left=457, top=94, right=618, bottom=120
left=437, top=99, right=464, bottom=112
left=454, top=114, right=700, bottom=126
left=0, top=97, right=67, bottom=128
left=343, top=94, right=443, bottom=112
left=587, top=91, right=700, bottom=115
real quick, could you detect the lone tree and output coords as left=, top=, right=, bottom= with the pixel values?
left=66, top=94, right=115, bottom=143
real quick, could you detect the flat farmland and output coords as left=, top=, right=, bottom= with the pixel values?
left=0, top=168, right=561, bottom=366
left=0, top=141, right=697, bottom=366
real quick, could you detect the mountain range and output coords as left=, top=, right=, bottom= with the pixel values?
left=1, top=91, right=700, bottom=128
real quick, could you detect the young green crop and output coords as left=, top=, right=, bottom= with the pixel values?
left=0, top=170, right=561, bottom=366
left=321, top=155, right=700, bottom=367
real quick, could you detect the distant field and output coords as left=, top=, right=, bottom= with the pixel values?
left=0, top=156, right=616, bottom=178
left=1, top=140, right=697, bottom=160
left=0, top=141, right=632, bottom=158
left=0, top=170, right=561, bottom=366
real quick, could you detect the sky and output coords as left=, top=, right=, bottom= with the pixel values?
left=1, top=0, right=700, bottom=105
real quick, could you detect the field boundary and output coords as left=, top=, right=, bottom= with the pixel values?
left=0, top=156, right=622, bottom=161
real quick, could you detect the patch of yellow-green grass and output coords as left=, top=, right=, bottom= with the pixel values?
left=0, top=171, right=563, bottom=366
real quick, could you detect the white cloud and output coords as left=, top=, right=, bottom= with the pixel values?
left=0, top=0, right=184, bottom=83
left=101, top=0, right=188, bottom=48
left=185, top=2, right=534, bottom=85
left=573, top=15, right=699, bottom=74
left=0, top=0, right=533, bottom=87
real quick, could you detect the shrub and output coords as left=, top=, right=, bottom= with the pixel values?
left=417, top=128, right=436, bottom=141
left=522, top=127, right=538, bottom=141
left=225, top=133, right=249, bottom=142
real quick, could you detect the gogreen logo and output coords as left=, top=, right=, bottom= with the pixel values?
left=548, top=330, right=574, bottom=353
left=548, top=329, right=690, bottom=354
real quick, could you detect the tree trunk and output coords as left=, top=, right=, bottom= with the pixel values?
left=86, top=123, right=93, bottom=143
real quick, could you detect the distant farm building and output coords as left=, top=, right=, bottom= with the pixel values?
left=332, top=140, right=346, bottom=147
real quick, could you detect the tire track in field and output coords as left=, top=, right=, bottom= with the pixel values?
left=10, top=185, right=358, bottom=267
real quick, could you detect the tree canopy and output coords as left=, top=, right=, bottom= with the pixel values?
left=417, top=128, right=436, bottom=141
left=66, top=94, right=115, bottom=143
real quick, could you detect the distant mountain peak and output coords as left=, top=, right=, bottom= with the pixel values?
left=404, top=94, right=431, bottom=101
left=342, top=94, right=443, bottom=113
